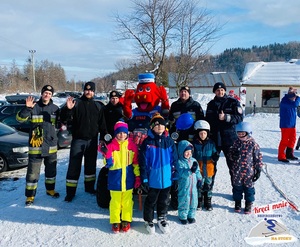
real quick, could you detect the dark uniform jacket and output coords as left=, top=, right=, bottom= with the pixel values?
left=103, top=101, right=123, bottom=137
left=206, top=95, right=243, bottom=148
left=17, top=98, right=59, bottom=156
left=60, top=95, right=107, bottom=140
left=169, top=97, right=204, bottom=142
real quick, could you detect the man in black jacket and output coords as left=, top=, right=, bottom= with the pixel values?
left=61, top=81, right=108, bottom=202
left=168, top=86, right=204, bottom=142
left=17, top=85, right=60, bottom=206
left=104, top=90, right=124, bottom=137
left=206, top=82, right=243, bottom=174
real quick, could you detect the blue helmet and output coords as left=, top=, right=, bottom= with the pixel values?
left=176, top=113, right=194, bottom=130
left=235, top=122, right=252, bottom=136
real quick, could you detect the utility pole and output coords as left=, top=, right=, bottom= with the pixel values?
left=29, top=50, right=36, bottom=92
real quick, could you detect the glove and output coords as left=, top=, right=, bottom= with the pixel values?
left=172, top=180, right=178, bottom=191
left=211, top=152, right=220, bottom=162
left=134, top=176, right=141, bottom=189
left=197, top=180, right=202, bottom=189
left=190, top=161, right=198, bottom=173
left=98, top=141, right=108, bottom=155
left=30, top=126, right=43, bottom=147
left=141, top=182, right=149, bottom=193
left=252, top=169, right=261, bottom=182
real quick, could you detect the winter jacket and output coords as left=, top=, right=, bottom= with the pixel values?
left=139, top=129, right=178, bottom=189
left=104, top=138, right=140, bottom=191
left=206, top=95, right=243, bottom=147
left=103, top=101, right=124, bottom=136
left=279, top=95, right=300, bottom=128
left=169, top=97, right=204, bottom=142
left=192, top=138, right=218, bottom=178
left=228, top=137, right=263, bottom=188
left=177, top=140, right=202, bottom=219
left=16, top=98, right=59, bottom=156
left=60, top=95, right=107, bottom=140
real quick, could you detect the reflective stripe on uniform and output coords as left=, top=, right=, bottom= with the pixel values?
left=66, top=179, right=78, bottom=187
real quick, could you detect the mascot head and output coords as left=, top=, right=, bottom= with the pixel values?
left=135, top=73, right=161, bottom=112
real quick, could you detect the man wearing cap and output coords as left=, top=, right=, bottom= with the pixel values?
left=17, top=85, right=60, bottom=206
left=168, top=86, right=204, bottom=142
left=60, top=81, right=108, bottom=202
left=206, top=82, right=243, bottom=178
left=278, top=86, right=300, bottom=162
left=104, top=90, right=124, bottom=137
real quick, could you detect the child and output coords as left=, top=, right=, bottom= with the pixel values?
left=177, top=140, right=202, bottom=224
left=104, top=121, right=141, bottom=233
left=228, top=122, right=263, bottom=214
left=192, top=120, right=219, bottom=211
left=139, top=113, right=178, bottom=234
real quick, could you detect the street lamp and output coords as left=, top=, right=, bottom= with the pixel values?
left=29, top=50, right=36, bottom=92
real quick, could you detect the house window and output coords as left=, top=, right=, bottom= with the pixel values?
left=262, top=90, right=280, bottom=107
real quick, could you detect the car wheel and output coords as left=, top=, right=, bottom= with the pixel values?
left=0, top=154, right=8, bottom=173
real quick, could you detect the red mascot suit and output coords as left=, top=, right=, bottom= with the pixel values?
left=123, top=73, right=170, bottom=133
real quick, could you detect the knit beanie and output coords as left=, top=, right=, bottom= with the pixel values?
left=179, top=86, right=191, bottom=95
left=114, top=121, right=128, bottom=136
left=109, top=90, right=121, bottom=99
left=150, top=113, right=166, bottom=128
left=84, top=81, right=95, bottom=92
left=41, top=85, right=54, bottom=95
left=184, top=145, right=193, bottom=152
left=213, top=82, right=226, bottom=93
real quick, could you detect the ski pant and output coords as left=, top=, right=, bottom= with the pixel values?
left=217, top=145, right=234, bottom=184
left=66, top=137, right=98, bottom=196
left=232, top=185, right=255, bottom=202
left=278, top=127, right=297, bottom=160
left=199, top=176, right=213, bottom=197
left=143, top=187, right=171, bottom=223
left=109, top=189, right=133, bottom=224
left=25, top=153, right=57, bottom=197
left=178, top=184, right=197, bottom=221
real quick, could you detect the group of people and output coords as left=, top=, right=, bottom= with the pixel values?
left=18, top=79, right=264, bottom=234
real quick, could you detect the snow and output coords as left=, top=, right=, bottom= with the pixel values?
left=0, top=94, right=299, bottom=247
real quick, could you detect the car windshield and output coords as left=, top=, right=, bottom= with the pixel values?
left=0, top=122, right=16, bottom=136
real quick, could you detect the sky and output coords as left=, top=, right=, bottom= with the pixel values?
left=0, top=0, right=300, bottom=82
left=0, top=94, right=299, bottom=246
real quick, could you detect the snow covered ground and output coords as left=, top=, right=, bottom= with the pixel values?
left=0, top=93, right=299, bottom=246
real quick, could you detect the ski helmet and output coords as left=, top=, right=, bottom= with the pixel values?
left=235, top=122, right=252, bottom=136
left=194, top=120, right=210, bottom=131
left=176, top=113, right=194, bottom=130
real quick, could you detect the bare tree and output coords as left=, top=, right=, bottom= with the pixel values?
left=115, top=0, right=222, bottom=88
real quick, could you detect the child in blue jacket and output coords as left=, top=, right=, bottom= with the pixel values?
left=139, top=113, right=178, bottom=234
left=177, top=140, right=202, bottom=224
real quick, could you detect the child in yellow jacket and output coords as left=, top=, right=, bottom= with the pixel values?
left=104, top=121, right=141, bottom=233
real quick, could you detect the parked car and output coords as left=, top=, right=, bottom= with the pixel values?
left=5, top=94, right=39, bottom=104
left=0, top=123, right=29, bottom=173
left=0, top=104, right=72, bottom=149
left=0, top=104, right=25, bottom=121
left=0, top=100, right=9, bottom=106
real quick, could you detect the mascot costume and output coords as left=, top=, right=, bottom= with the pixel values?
left=123, top=73, right=170, bottom=140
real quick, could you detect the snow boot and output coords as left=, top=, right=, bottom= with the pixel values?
left=121, top=221, right=130, bottom=232
left=197, top=195, right=203, bottom=210
left=46, top=190, right=60, bottom=198
left=180, top=219, right=188, bottom=225
left=145, top=221, right=155, bottom=234
left=112, top=223, right=120, bottom=233
left=203, top=192, right=213, bottom=211
left=157, top=217, right=170, bottom=233
left=286, top=147, right=298, bottom=160
left=234, top=200, right=241, bottom=213
left=187, top=218, right=196, bottom=224
left=25, top=196, right=35, bottom=206
left=244, top=201, right=252, bottom=214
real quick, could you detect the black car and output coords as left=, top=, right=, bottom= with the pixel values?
left=0, top=123, right=29, bottom=173
left=5, top=94, right=39, bottom=104
left=0, top=104, right=72, bottom=149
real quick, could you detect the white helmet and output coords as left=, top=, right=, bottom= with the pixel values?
left=194, top=120, right=210, bottom=131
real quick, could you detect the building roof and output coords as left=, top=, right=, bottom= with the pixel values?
left=168, top=72, right=240, bottom=88
left=241, top=59, right=300, bottom=86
